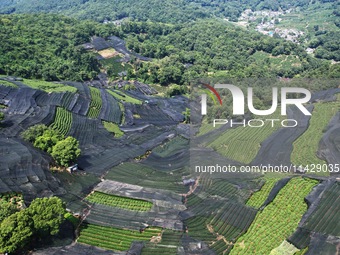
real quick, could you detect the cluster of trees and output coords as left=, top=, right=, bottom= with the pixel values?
left=21, top=124, right=81, bottom=167
left=1, top=0, right=337, bottom=23
left=0, top=197, right=66, bottom=254
left=310, top=31, right=340, bottom=61
left=122, top=20, right=338, bottom=86
left=0, top=14, right=117, bottom=81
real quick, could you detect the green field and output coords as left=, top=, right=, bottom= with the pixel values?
left=78, top=223, right=161, bottom=251
left=246, top=177, right=280, bottom=209
left=291, top=98, right=340, bottom=173
left=208, top=115, right=282, bottom=164
left=230, top=177, right=318, bottom=255
left=101, top=56, right=132, bottom=77
left=50, top=107, right=72, bottom=136
left=86, top=191, right=153, bottom=211
left=0, top=80, right=17, bottom=88
left=102, top=121, right=124, bottom=138
left=107, top=89, right=142, bottom=104
left=23, top=79, right=77, bottom=93
left=88, top=87, right=102, bottom=118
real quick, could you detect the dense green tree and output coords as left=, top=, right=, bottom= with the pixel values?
left=34, top=129, right=62, bottom=153
left=0, top=201, right=18, bottom=223
left=51, top=137, right=81, bottom=167
left=0, top=210, right=33, bottom=254
left=21, top=124, right=48, bottom=143
left=27, top=197, right=66, bottom=236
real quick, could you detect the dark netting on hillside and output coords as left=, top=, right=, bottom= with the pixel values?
left=91, top=36, right=111, bottom=51
left=141, top=149, right=190, bottom=171
left=305, top=232, right=339, bottom=255
left=31, top=243, right=121, bottom=255
left=124, top=125, right=166, bottom=144
left=35, top=90, right=65, bottom=107
left=7, top=87, right=37, bottom=114
left=84, top=180, right=185, bottom=230
left=318, top=112, right=340, bottom=166
left=152, top=136, right=189, bottom=157
left=105, top=162, right=189, bottom=194
left=288, top=227, right=311, bottom=249
left=99, top=89, right=122, bottom=123
left=298, top=179, right=335, bottom=228
left=181, top=235, right=216, bottom=255
left=134, top=103, right=177, bottom=126
left=65, top=82, right=91, bottom=115
left=311, top=88, right=340, bottom=102
left=68, top=113, right=101, bottom=146
left=78, top=145, right=145, bottom=174
left=0, top=85, right=16, bottom=100
left=61, top=91, right=77, bottom=109
left=0, top=137, right=63, bottom=202
left=2, top=105, right=55, bottom=137
left=95, top=180, right=184, bottom=204
left=251, top=105, right=313, bottom=168
left=303, top=182, right=340, bottom=237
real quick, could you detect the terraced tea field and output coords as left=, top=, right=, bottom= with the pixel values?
left=50, top=107, right=72, bottom=136
left=230, top=177, right=318, bottom=255
left=78, top=223, right=161, bottom=251
left=86, top=191, right=153, bottom=211
left=88, top=87, right=102, bottom=118
left=246, top=177, right=280, bottom=209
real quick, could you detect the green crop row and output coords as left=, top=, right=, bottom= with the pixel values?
left=86, top=191, right=153, bottom=211
left=78, top=223, right=161, bottom=251
left=246, top=178, right=280, bottom=209
left=88, top=87, right=102, bottom=118
left=50, top=107, right=72, bottom=136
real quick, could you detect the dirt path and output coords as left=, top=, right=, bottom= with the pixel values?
left=181, top=176, right=201, bottom=197
left=207, top=224, right=233, bottom=254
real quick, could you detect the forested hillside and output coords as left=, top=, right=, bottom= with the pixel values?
left=0, top=14, right=117, bottom=81
left=120, top=20, right=340, bottom=85
left=0, top=0, right=338, bottom=23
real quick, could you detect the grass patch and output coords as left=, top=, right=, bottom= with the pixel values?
left=102, top=121, right=124, bottom=138
left=0, top=79, right=17, bottom=88
left=78, top=223, right=161, bottom=251
left=88, top=87, right=102, bottom=118
left=64, top=212, right=80, bottom=227
left=107, top=89, right=142, bottom=104
left=23, top=79, right=77, bottom=93
left=98, top=48, right=118, bottom=59
left=230, top=177, right=318, bottom=255
left=86, top=191, right=153, bottom=211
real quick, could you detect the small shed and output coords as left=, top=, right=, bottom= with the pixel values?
left=67, top=164, right=78, bottom=173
